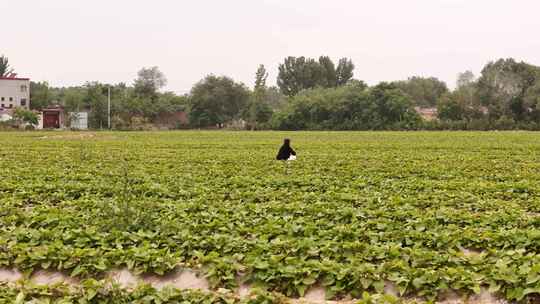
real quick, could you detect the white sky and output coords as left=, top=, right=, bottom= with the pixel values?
left=2, top=0, right=540, bottom=93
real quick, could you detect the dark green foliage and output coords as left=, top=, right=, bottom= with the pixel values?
left=261, top=86, right=287, bottom=111
left=85, top=82, right=109, bottom=129
left=29, top=81, right=57, bottom=110
left=243, top=99, right=273, bottom=130
left=3, top=132, right=540, bottom=302
left=277, top=56, right=323, bottom=96
left=277, top=56, right=355, bottom=96
left=243, top=66, right=275, bottom=130
left=272, top=82, right=420, bottom=130
left=437, top=94, right=465, bottom=121
left=394, top=76, right=449, bottom=107
left=17, top=55, right=540, bottom=131
left=318, top=56, right=338, bottom=87
left=11, top=108, right=38, bottom=126
left=29, top=76, right=188, bottom=130
left=430, top=58, right=540, bottom=130
left=335, top=58, right=354, bottom=86
left=0, top=282, right=248, bottom=303
left=189, top=75, right=250, bottom=127
left=476, top=58, right=540, bottom=121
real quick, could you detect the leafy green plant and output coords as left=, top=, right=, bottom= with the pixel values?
left=2, top=131, right=540, bottom=302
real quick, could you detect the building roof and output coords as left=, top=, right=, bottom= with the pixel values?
left=42, top=104, right=65, bottom=112
left=0, top=77, right=30, bottom=81
left=414, top=107, right=438, bottom=121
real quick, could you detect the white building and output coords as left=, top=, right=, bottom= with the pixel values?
left=0, top=76, right=30, bottom=110
left=69, top=112, right=88, bottom=130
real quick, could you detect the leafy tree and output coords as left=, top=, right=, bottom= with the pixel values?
left=264, top=86, right=287, bottom=110
left=157, top=92, right=188, bottom=112
left=12, top=108, right=38, bottom=126
left=436, top=71, right=484, bottom=122
left=318, top=56, right=337, bottom=88
left=84, top=82, right=109, bottom=129
left=243, top=98, right=273, bottom=130
left=272, top=82, right=419, bottom=130
left=30, top=81, right=57, bottom=110
left=30, top=78, right=189, bottom=130
left=434, top=71, right=484, bottom=123
left=112, top=84, right=150, bottom=120
left=277, top=56, right=356, bottom=96
left=61, top=86, right=87, bottom=112
left=109, top=82, right=186, bottom=126
left=395, top=76, right=449, bottom=107
left=245, top=65, right=274, bottom=129
left=524, top=80, right=540, bottom=121
left=457, top=70, right=475, bottom=89
left=271, top=86, right=350, bottom=130
left=455, top=71, right=478, bottom=109
left=336, top=58, right=354, bottom=86
left=346, top=79, right=368, bottom=91
left=0, top=55, right=14, bottom=77
left=254, top=64, right=268, bottom=92
left=143, top=92, right=189, bottom=123
left=476, top=58, right=540, bottom=120
left=277, top=56, right=324, bottom=96
left=369, top=82, right=420, bottom=128
left=134, top=66, right=167, bottom=98
left=437, top=94, right=465, bottom=121
left=189, top=75, right=250, bottom=127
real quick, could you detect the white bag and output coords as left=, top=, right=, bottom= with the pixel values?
left=288, top=155, right=297, bottom=161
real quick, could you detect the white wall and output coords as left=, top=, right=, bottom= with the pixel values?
left=69, top=112, right=88, bottom=130
left=0, top=113, right=12, bottom=122
left=0, top=79, right=30, bottom=109
left=36, top=113, right=43, bottom=129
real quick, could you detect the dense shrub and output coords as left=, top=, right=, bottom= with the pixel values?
left=271, top=83, right=421, bottom=130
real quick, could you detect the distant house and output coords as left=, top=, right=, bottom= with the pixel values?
left=40, top=105, right=66, bottom=129
left=414, top=107, right=438, bottom=121
left=0, top=76, right=30, bottom=110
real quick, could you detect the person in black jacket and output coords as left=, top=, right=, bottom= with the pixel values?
left=276, top=138, right=296, bottom=160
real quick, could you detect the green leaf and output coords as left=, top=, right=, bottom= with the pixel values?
left=86, top=288, right=97, bottom=300
left=412, top=277, right=425, bottom=289
left=254, top=261, right=269, bottom=270
left=297, top=284, right=307, bottom=297
left=71, top=265, right=84, bottom=277
left=321, top=274, right=335, bottom=286
left=303, top=276, right=317, bottom=286
left=360, top=278, right=372, bottom=289
left=15, top=292, right=25, bottom=304
left=373, top=280, right=385, bottom=293
left=41, top=261, right=52, bottom=269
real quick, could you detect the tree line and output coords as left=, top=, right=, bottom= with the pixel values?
left=2, top=54, right=540, bottom=130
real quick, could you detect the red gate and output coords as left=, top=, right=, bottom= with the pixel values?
left=43, top=112, right=60, bottom=128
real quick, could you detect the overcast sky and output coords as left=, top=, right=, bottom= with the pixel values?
left=2, top=0, right=540, bottom=93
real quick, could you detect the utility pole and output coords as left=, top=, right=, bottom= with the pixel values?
left=107, top=86, right=111, bottom=129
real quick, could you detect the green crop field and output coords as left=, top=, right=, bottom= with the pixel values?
left=1, top=131, right=540, bottom=303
